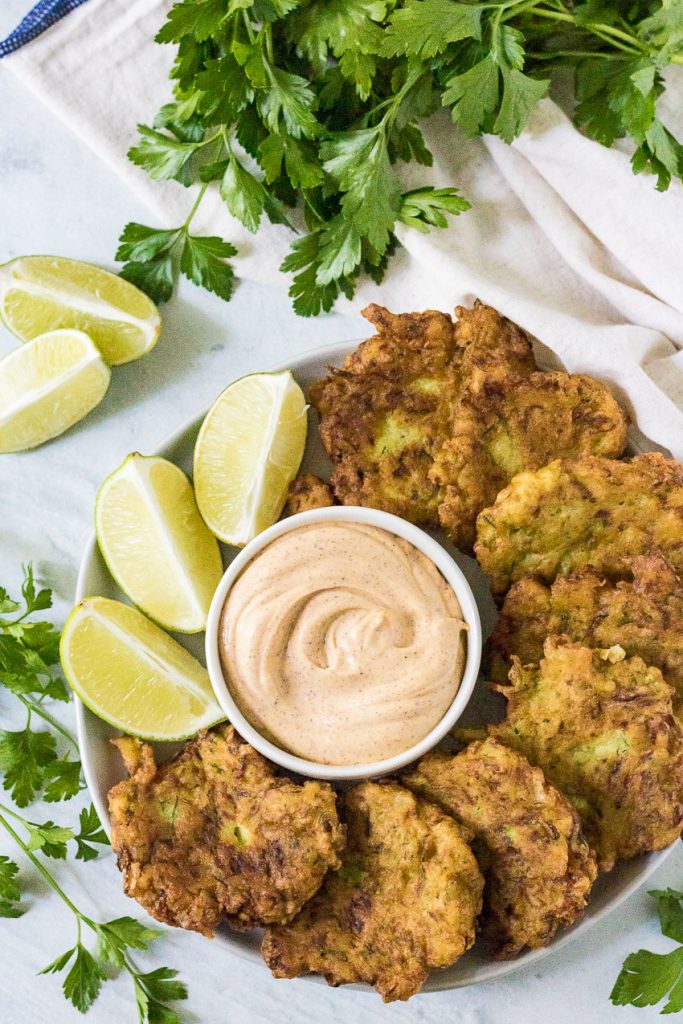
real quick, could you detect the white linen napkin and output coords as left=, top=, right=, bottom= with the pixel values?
left=5, top=0, right=683, bottom=457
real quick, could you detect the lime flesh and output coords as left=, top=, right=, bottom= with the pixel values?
left=95, top=454, right=223, bottom=633
left=193, top=371, right=308, bottom=546
left=0, top=256, right=161, bottom=365
left=60, top=597, right=224, bottom=740
left=0, top=328, right=110, bottom=452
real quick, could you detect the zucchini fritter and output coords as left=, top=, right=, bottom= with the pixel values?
left=475, top=453, right=683, bottom=598
left=108, top=724, right=345, bottom=936
left=309, top=302, right=536, bottom=524
left=262, top=780, right=483, bottom=1002
left=284, top=473, right=335, bottom=516
left=403, top=738, right=597, bottom=959
left=492, top=639, right=683, bottom=871
left=489, top=556, right=683, bottom=715
left=312, top=303, right=628, bottom=544
left=433, top=372, right=627, bottom=549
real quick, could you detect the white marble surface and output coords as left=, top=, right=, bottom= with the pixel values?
left=0, top=3, right=681, bottom=1022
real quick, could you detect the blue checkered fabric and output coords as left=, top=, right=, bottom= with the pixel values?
left=0, top=0, right=91, bottom=58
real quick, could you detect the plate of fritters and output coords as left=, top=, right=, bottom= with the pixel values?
left=76, top=302, right=683, bottom=1001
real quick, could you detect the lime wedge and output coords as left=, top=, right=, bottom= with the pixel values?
left=95, top=454, right=223, bottom=633
left=0, top=256, right=161, bottom=365
left=61, top=597, right=224, bottom=740
left=0, top=329, right=110, bottom=453
left=193, top=371, right=307, bottom=546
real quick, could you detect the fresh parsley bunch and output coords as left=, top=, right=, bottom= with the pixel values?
left=0, top=567, right=187, bottom=1021
left=117, top=0, right=683, bottom=316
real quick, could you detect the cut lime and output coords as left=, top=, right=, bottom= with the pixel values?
left=0, top=329, right=110, bottom=453
left=0, top=256, right=161, bottom=365
left=61, top=597, right=224, bottom=740
left=95, top=454, right=223, bottom=633
left=193, top=371, right=308, bottom=546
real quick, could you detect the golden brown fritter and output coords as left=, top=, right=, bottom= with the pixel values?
left=475, top=453, right=683, bottom=598
left=262, top=780, right=483, bottom=1002
left=108, top=724, right=345, bottom=937
left=309, top=302, right=536, bottom=524
left=403, top=737, right=596, bottom=959
left=433, top=372, right=627, bottom=548
left=284, top=473, right=336, bottom=516
left=492, top=639, right=683, bottom=871
left=454, top=302, right=538, bottom=391
left=488, top=556, right=683, bottom=714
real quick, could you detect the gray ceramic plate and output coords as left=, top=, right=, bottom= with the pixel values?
left=75, top=339, right=676, bottom=992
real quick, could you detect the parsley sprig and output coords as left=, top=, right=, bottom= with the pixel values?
left=0, top=565, right=82, bottom=807
left=0, top=566, right=188, bottom=1020
left=612, top=888, right=683, bottom=1015
left=117, top=0, right=683, bottom=315
left=0, top=807, right=186, bottom=1019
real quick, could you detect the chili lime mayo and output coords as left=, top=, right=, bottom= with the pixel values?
left=219, top=522, right=467, bottom=766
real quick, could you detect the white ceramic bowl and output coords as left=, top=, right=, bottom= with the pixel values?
left=205, top=504, right=482, bottom=781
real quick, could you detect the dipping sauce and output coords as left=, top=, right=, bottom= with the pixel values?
left=219, top=521, right=467, bottom=766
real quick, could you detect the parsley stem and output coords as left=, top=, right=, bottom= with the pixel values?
left=528, top=6, right=645, bottom=55
left=241, top=9, right=255, bottom=44
left=527, top=50, right=627, bottom=60
left=0, top=809, right=82, bottom=919
left=182, top=182, right=210, bottom=233
left=17, top=694, right=80, bottom=752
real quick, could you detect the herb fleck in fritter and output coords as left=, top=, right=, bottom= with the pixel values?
left=489, top=555, right=683, bottom=717
left=262, top=780, right=483, bottom=1002
left=108, top=724, right=344, bottom=936
left=433, top=372, right=627, bottom=549
left=403, top=737, right=596, bottom=958
left=493, top=639, right=683, bottom=871
left=476, top=453, right=683, bottom=598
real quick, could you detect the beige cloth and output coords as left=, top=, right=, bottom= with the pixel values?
left=6, top=0, right=683, bottom=456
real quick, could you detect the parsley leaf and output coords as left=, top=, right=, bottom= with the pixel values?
left=0, top=856, right=23, bottom=918
left=180, top=234, right=237, bottom=300
left=220, top=155, right=267, bottom=232
left=382, top=0, right=481, bottom=59
left=128, top=126, right=207, bottom=185
left=156, top=0, right=228, bottom=44
left=257, top=68, right=320, bottom=139
left=321, top=127, right=401, bottom=253
left=25, top=819, right=74, bottom=860
left=62, top=944, right=106, bottom=1014
left=398, top=186, right=470, bottom=232
left=21, top=564, right=52, bottom=614
left=96, top=917, right=161, bottom=967
left=43, top=758, right=83, bottom=803
left=494, top=69, right=549, bottom=143
left=281, top=230, right=350, bottom=317
left=119, top=255, right=178, bottom=305
left=443, top=57, right=500, bottom=136
left=74, top=804, right=110, bottom=862
left=0, top=728, right=57, bottom=807
left=611, top=889, right=683, bottom=1014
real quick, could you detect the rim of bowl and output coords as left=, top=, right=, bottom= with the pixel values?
left=205, top=504, right=482, bottom=781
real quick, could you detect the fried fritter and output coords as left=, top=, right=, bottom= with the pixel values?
left=309, top=302, right=536, bottom=523
left=489, top=556, right=683, bottom=713
left=403, top=737, right=596, bottom=959
left=492, top=639, right=683, bottom=871
left=108, top=724, right=345, bottom=937
left=262, top=780, right=483, bottom=1002
left=475, top=453, right=683, bottom=598
left=284, top=473, right=335, bottom=516
left=433, top=372, right=627, bottom=548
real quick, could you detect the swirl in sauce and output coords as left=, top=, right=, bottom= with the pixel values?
left=219, top=522, right=467, bottom=766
